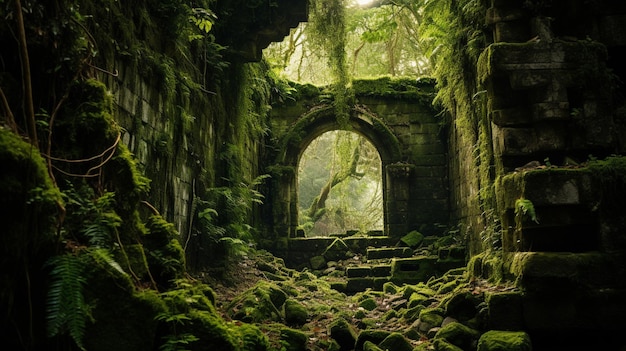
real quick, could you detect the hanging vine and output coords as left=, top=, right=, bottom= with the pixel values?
left=308, top=0, right=353, bottom=127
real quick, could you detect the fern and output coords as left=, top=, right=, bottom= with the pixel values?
left=46, top=254, right=89, bottom=350
left=89, top=247, right=129, bottom=277
left=515, top=198, right=539, bottom=224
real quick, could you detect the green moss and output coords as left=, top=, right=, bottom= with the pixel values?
left=378, top=332, right=413, bottom=351
left=226, top=281, right=287, bottom=323
left=352, top=77, right=436, bottom=104
left=329, top=317, right=357, bottom=350
left=284, top=298, right=309, bottom=326
left=144, top=214, right=185, bottom=288
left=434, top=322, right=480, bottom=350
left=433, top=338, right=464, bottom=351
left=400, top=230, right=424, bottom=248
left=418, top=307, right=444, bottom=328
left=477, top=330, right=532, bottom=351
left=280, top=327, right=308, bottom=351
left=359, top=297, right=378, bottom=311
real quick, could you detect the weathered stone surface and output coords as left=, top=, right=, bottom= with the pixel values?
left=391, top=257, right=438, bottom=284
left=485, top=291, right=524, bottom=330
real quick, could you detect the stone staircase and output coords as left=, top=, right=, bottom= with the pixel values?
left=277, top=232, right=466, bottom=294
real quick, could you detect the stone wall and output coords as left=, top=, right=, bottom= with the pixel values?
left=265, top=79, right=450, bottom=240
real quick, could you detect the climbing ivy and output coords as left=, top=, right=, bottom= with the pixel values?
left=420, top=0, right=494, bottom=252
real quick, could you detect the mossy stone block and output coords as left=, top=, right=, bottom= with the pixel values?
left=401, top=230, right=424, bottom=248
left=359, top=297, right=378, bottom=311
left=382, top=282, right=400, bottom=294
left=362, top=341, right=384, bottom=351
left=477, top=330, right=532, bottom=351
left=346, top=277, right=375, bottom=293
left=378, top=332, right=413, bottom=351
left=280, top=327, right=308, bottom=351
left=433, top=338, right=464, bottom=351
left=310, top=255, right=327, bottom=270
left=391, top=257, right=438, bottom=284
left=284, top=298, right=309, bottom=326
left=323, top=238, right=352, bottom=261
left=355, top=330, right=391, bottom=351
left=434, top=322, right=480, bottom=350
left=347, top=266, right=372, bottom=278
left=330, top=318, right=357, bottom=351
left=485, top=291, right=524, bottom=330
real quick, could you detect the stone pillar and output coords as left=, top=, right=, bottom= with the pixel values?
left=269, top=166, right=297, bottom=238
left=385, top=163, right=414, bottom=237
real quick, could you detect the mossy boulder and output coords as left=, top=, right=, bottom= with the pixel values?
left=378, top=332, right=413, bottom=351
left=355, top=330, right=391, bottom=351
left=362, top=340, right=384, bottom=351
left=416, top=307, right=445, bottom=332
left=434, top=322, right=480, bottom=350
left=280, top=327, right=308, bottom=351
left=329, top=318, right=357, bottom=351
left=323, top=238, right=352, bottom=261
left=477, top=330, right=532, bottom=351
left=226, top=281, right=287, bottom=323
left=444, top=290, right=480, bottom=322
left=359, top=297, right=378, bottom=311
left=284, top=298, right=309, bottom=325
left=433, top=338, right=464, bottom=351
left=310, top=255, right=327, bottom=270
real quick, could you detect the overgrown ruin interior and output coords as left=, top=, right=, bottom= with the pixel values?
left=2, top=0, right=626, bottom=350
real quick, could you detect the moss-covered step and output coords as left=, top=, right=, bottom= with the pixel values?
left=347, top=266, right=372, bottom=278
left=346, top=277, right=375, bottom=293
left=390, top=256, right=438, bottom=284
left=367, top=247, right=413, bottom=260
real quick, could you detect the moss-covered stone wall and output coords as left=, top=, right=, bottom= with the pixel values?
left=265, top=77, right=450, bottom=240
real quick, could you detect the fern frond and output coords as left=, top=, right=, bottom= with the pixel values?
left=89, top=247, right=129, bottom=277
left=46, top=254, right=88, bottom=350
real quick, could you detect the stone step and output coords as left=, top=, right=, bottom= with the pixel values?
left=346, top=264, right=392, bottom=278
left=366, top=247, right=413, bottom=260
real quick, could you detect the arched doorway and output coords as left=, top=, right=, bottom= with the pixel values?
left=269, top=105, right=411, bottom=238
left=298, top=130, right=383, bottom=236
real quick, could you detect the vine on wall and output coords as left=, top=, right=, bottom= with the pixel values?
left=308, top=0, right=353, bottom=127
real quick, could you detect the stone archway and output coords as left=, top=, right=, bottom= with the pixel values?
left=270, top=105, right=409, bottom=238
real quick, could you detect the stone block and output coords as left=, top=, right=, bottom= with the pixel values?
left=346, top=277, right=375, bottom=293
left=371, top=264, right=392, bottom=277
left=510, top=252, right=626, bottom=291
left=485, top=291, right=524, bottom=330
left=367, top=247, right=412, bottom=260
left=391, top=256, right=438, bottom=284
left=490, top=107, right=532, bottom=126
left=494, top=126, right=536, bottom=156
left=346, top=266, right=371, bottom=278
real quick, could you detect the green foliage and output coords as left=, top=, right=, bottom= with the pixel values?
left=298, top=130, right=383, bottom=236
left=193, top=174, right=270, bottom=263
left=46, top=254, right=89, bottom=350
left=308, top=0, right=353, bottom=126
left=515, top=199, right=539, bottom=225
